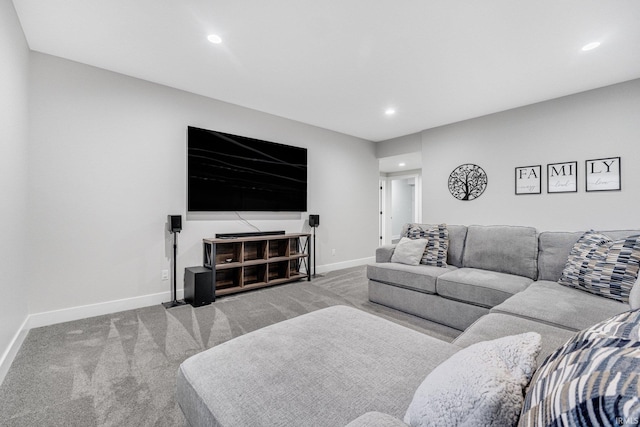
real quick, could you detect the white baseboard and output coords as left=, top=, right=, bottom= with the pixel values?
left=25, top=258, right=372, bottom=330
left=26, top=289, right=184, bottom=330
left=0, top=316, right=29, bottom=386
left=1, top=258, right=372, bottom=384
left=315, top=256, right=374, bottom=275
left=1, top=289, right=185, bottom=385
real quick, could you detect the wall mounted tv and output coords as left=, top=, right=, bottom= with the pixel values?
left=188, top=126, right=308, bottom=212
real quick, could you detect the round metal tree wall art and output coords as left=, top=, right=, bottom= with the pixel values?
left=448, top=164, right=488, bottom=201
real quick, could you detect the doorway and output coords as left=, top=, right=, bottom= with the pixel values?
left=379, top=153, right=422, bottom=246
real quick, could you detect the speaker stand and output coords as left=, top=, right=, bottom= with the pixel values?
left=312, top=226, right=317, bottom=277
left=163, top=231, right=186, bottom=309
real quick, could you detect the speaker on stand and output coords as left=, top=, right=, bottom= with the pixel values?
left=163, top=215, right=187, bottom=309
left=309, top=214, right=319, bottom=277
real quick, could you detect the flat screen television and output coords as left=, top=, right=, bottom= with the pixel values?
left=188, top=126, right=308, bottom=212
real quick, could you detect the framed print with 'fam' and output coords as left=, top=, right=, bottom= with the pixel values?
left=515, top=165, right=541, bottom=195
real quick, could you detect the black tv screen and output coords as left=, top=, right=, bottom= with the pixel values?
left=188, top=126, right=308, bottom=212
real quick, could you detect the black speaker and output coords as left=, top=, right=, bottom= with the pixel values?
left=309, top=214, right=320, bottom=227
left=184, top=266, right=214, bottom=307
left=168, top=215, right=182, bottom=233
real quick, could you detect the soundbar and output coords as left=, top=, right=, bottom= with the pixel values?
left=215, top=230, right=286, bottom=239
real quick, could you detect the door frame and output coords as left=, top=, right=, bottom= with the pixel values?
left=379, top=172, right=422, bottom=246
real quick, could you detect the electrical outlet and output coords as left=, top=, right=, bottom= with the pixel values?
left=332, top=249, right=336, bottom=256
left=161, top=270, right=169, bottom=281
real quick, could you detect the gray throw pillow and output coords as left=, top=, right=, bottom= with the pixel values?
left=406, top=224, right=449, bottom=267
left=391, top=237, right=429, bottom=266
left=519, top=309, right=640, bottom=426
left=404, top=332, right=541, bottom=427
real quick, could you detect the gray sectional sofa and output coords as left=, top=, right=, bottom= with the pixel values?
left=176, top=224, right=640, bottom=426
left=177, top=305, right=460, bottom=426
left=369, top=225, right=539, bottom=331
left=368, top=224, right=638, bottom=362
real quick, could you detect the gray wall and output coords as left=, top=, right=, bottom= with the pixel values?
left=0, top=0, right=30, bottom=371
left=27, top=52, right=378, bottom=315
left=376, top=132, right=421, bottom=158
left=419, top=79, right=640, bottom=231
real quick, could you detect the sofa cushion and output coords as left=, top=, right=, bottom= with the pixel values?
left=367, top=263, right=455, bottom=294
left=391, top=237, right=429, bottom=266
left=404, top=333, right=541, bottom=427
left=453, top=313, right=576, bottom=367
left=491, top=280, right=628, bottom=331
left=406, top=224, right=448, bottom=267
left=463, top=225, right=538, bottom=280
left=177, top=306, right=459, bottom=427
left=557, top=231, right=640, bottom=303
left=536, top=231, right=583, bottom=281
left=369, top=280, right=489, bottom=332
left=519, top=309, right=640, bottom=427
left=436, top=268, right=532, bottom=308
left=402, top=223, right=467, bottom=268
left=538, top=229, right=640, bottom=282
left=444, top=225, right=468, bottom=268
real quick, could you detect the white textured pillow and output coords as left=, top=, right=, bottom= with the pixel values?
left=404, top=332, right=541, bottom=427
left=629, top=276, right=640, bottom=310
left=391, top=237, right=429, bottom=266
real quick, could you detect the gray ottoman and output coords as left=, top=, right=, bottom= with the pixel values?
left=177, top=305, right=459, bottom=426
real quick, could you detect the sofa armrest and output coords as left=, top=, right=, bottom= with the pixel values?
left=345, top=412, right=409, bottom=427
left=376, top=244, right=396, bottom=263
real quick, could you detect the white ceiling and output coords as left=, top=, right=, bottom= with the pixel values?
left=12, top=0, right=640, bottom=142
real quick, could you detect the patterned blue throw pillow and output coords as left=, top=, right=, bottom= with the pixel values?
left=558, top=231, right=640, bottom=303
left=519, top=309, right=640, bottom=426
left=406, top=223, right=449, bottom=267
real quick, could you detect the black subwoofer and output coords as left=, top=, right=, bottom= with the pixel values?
left=184, top=266, right=214, bottom=307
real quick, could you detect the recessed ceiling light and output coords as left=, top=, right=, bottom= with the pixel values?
left=581, top=41, right=600, bottom=51
left=384, top=108, right=396, bottom=116
left=398, top=162, right=406, bottom=167
left=207, top=34, right=222, bottom=44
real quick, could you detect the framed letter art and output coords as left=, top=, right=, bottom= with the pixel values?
left=515, top=165, right=541, bottom=195
left=586, top=157, right=621, bottom=192
left=547, top=161, right=577, bottom=193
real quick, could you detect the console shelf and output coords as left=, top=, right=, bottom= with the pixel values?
left=203, top=233, right=311, bottom=299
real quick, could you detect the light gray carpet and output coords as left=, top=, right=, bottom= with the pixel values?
left=0, top=266, right=459, bottom=426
